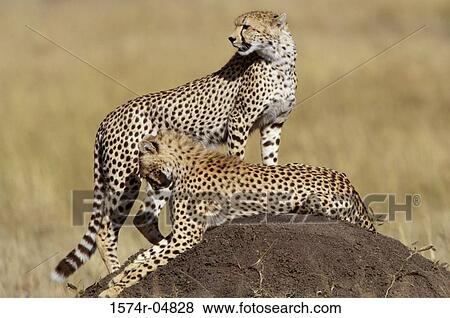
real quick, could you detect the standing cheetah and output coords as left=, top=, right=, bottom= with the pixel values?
left=99, top=131, right=375, bottom=297
left=52, top=11, right=298, bottom=282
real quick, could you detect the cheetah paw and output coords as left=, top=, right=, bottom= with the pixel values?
left=99, top=285, right=123, bottom=298
left=108, top=272, right=125, bottom=287
left=108, top=262, right=142, bottom=287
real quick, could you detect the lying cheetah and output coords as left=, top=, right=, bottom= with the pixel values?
left=99, top=131, right=375, bottom=297
left=52, top=10, right=298, bottom=282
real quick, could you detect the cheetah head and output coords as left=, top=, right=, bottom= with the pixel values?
left=228, top=11, right=289, bottom=60
left=138, top=135, right=174, bottom=190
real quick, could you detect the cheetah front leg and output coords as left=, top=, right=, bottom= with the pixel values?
left=133, top=184, right=171, bottom=245
left=260, top=122, right=284, bottom=166
left=99, top=222, right=204, bottom=297
left=227, top=98, right=264, bottom=159
left=227, top=111, right=249, bottom=159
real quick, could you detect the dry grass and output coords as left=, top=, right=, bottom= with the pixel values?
left=0, top=0, right=449, bottom=297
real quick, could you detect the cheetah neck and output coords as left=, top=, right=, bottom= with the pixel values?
left=257, top=30, right=297, bottom=71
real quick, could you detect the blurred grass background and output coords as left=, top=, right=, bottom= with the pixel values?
left=0, top=0, right=449, bottom=297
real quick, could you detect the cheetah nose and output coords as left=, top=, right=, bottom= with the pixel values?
left=228, top=36, right=236, bottom=44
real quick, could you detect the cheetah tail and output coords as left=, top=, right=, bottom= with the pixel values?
left=51, top=131, right=105, bottom=283
left=363, top=205, right=377, bottom=232
left=51, top=211, right=102, bottom=282
left=354, top=190, right=377, bottom=232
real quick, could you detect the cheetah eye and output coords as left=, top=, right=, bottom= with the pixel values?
left=242, top=25, right=250, bottom=30
left=139, top=140, right=159, bottom=154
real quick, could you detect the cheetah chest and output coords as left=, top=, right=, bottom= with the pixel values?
left=260, top=71, right=296, bottom=126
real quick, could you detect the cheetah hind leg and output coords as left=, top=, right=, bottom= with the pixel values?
left=96, top=175, right=141, bottom=273
left=96, top=216, right=119, bottom=273
left=295, top=192, right=344, bottom=226
left=304, top=192, right=375, bottom=231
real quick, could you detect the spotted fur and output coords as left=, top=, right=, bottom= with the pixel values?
left=52, top=10, right=298, bottom=281
left=99, top=131, right=376, bottom=297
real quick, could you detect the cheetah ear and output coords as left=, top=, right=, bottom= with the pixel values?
left=275, top=13, right=287, bottom=27
left=139, top=139, right=159, bottom=154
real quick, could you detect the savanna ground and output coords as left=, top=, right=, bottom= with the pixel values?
left=84, top=216, right=450, bottom=298
left=0, top=0, right=448, bottom=297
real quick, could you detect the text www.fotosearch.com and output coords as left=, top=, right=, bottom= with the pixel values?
left=203, top=301, right=342, bottom=314
left=110, top=301, right=342, bottom=315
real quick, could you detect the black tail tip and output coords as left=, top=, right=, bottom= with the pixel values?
left=51, top=259, right=76, bottom=283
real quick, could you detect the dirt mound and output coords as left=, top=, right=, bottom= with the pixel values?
left=83, top=215, right=449, bottom=297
